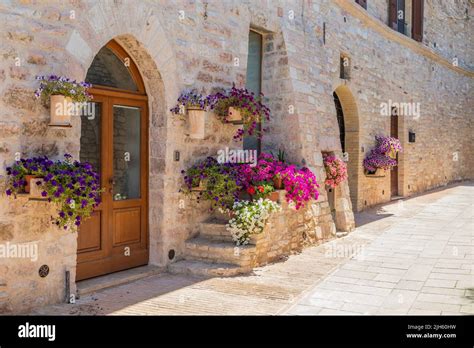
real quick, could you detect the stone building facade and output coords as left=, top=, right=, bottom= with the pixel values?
left=0, top=0, right=472, bottom=313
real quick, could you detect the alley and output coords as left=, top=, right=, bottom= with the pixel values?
left=34, top=183, right=473, bottom=315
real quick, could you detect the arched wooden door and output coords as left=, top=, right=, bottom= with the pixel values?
left=76, top=40, right=149, bottom=281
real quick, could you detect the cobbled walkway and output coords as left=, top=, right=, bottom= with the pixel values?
left=34, top=183, right=473, bottom=315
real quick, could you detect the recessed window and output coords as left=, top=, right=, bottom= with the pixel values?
left=389, top=0, right=407, bottom=35
left=340, top=54, right=351, bottom=80
left=244, top=30, right=263, bottom=152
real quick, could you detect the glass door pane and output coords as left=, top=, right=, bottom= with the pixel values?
left=80, top=102, right=101, bottom=173
left=113, top=105, right=141, bottom=201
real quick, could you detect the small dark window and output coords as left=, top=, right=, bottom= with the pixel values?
left=355, top=0, right=367, bottom=10
left=340, top=54, right=351, bottom=80
left=389, top=0, right=407, bottom=35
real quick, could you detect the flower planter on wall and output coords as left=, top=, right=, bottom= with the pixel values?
left=364, top=168, right=386, bottom=177
left=267, top=191, right=281, bottom=203
left=29, top=178, right=45, bottom=199
left=50, top=95, right=72, bottom=127
left=190, top=179, right=208, bottom=192
left=187, top=107, right=206, bottom=139
left=227, top=107, right=243, bottom=124
left=273, top=176, right=283, bottom=189
left=24, top=175, right=40, bottom=193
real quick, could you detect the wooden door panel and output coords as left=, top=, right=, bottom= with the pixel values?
left=77, top=211, right=102, bottom=252
left=113, top=207, right=142, bottom=245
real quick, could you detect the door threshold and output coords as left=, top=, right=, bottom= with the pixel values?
left=76, top=265, right=165, bottom=297
left=390, top=195, right=403, bottom=201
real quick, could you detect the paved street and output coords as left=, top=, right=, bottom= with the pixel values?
left=34, top=183, right=473, bottom=315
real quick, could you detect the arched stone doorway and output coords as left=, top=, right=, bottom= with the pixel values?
left=76, top=39, right=149, bottom=281
left=333, top=85, right=360, bottom=211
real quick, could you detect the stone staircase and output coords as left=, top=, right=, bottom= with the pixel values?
left=168, top=218, right=257, bottom=277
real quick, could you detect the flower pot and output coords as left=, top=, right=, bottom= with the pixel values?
left=386, top=148, right=397, bottom=159
left=273, top=176, right=283, bottom=189
left=227, top=107, right=243, bottom=124
left=29, top=178, right=45, bottom=199
left=50, top=95, right=72, bottom=126
left=267, top=191, right=280, bottom=202
left=191, top=178, right=208, bottom=191
left=24, top=175, right=39, bottom=193
left=187, top=107, right=205, bottom=140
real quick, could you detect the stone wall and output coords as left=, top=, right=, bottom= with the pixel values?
left=0, top=196, right=77, bottom=313
left=253, top=190, right=338, bottom=266
left=0, top=0, right=471, bottom=313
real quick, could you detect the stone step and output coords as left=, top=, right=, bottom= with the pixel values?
left=168, top=260, right=250, bottom=277
left=184, top=236, right=257, bottom=267
left=199, top=218, right=233, bottom=242
left=336, top=231, right=349, bottom=238
left=76, top=265, right=165, bottom=297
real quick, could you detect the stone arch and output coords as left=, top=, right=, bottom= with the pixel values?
left=61, top=3, right=183, bottom=266
left=75, top=32, right=173, bottom=266
left=333, top=85, right=360, bottom=211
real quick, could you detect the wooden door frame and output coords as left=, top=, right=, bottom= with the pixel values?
left=76, top=93, right=149, bottom=281
left=390, top=108, right=399, bottom=197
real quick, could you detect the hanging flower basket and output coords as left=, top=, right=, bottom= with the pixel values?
left=363, top=135, right=402, bottom=174
left=388, top=148, right=397, bottom=159
left=24, top=175, right=39, bottom=193
left=35, top=75, right=92, bottom=127
left=29, top=178, right=46, bottom=199
left=208, top=85, right=271, bottom=141
left=5, top=154, right=103, bottom=229
left=50, top=95, right=73, bottom=126
left=190, top=178, right=208, bottom=192
left=187, top=106, right=206, bottom=140
left=226, top=107, right=243, bottom=124
left=323, top=154, right=348, bottom=188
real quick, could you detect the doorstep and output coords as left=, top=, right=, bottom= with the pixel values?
left=76, top=265, right=165, bottom=297
left=390, top=195, right=404, bottom=201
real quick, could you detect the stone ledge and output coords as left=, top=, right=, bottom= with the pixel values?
left=168, top=260, right=250, bottom=277
left=76, top=265, right=165, bottom=297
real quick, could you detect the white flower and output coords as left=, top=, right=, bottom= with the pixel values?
left=226, top=198, right=281, bottom=245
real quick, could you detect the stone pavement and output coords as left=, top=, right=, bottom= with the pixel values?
left=33, top=183, right=473, bottom=315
